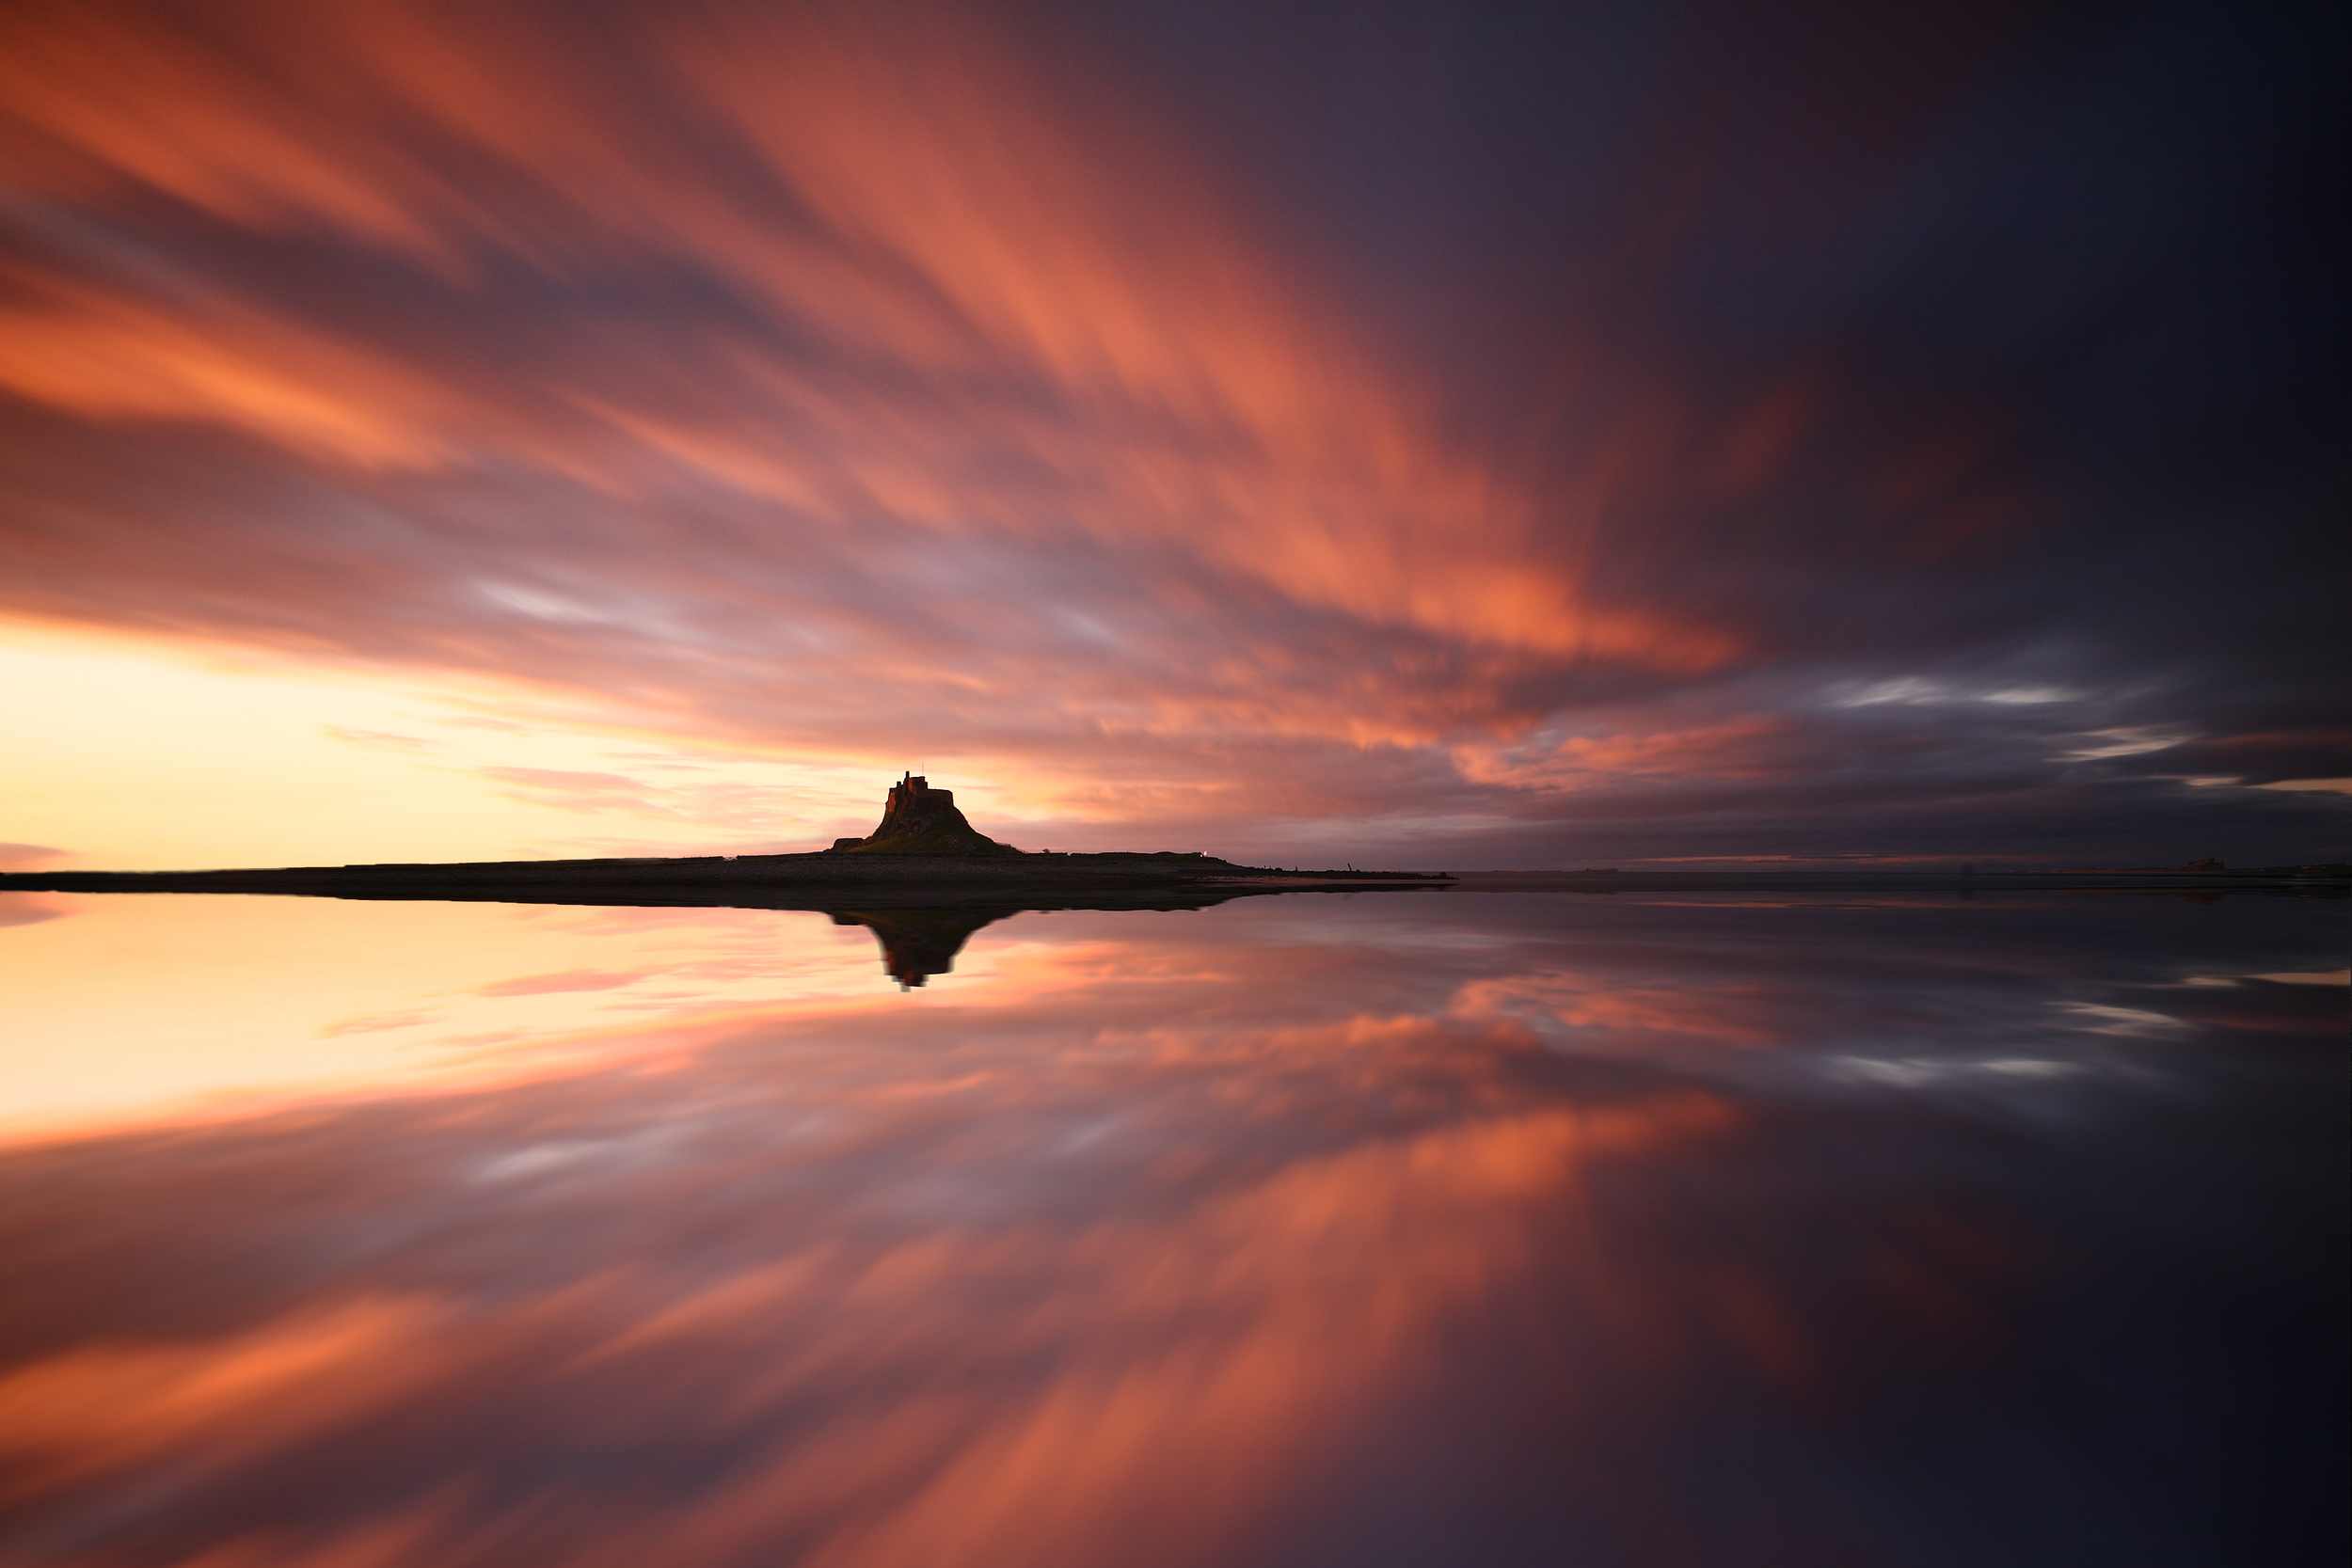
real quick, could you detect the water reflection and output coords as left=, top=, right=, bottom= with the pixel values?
left=0, top=891, right=2342, bottom=1566
left=830, top=906, right=1006, bottom=987
left=819, top=891, right=1264, bottom=989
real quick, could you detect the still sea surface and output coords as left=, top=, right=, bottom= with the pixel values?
left=1, top=886, right=2344, bottom=1568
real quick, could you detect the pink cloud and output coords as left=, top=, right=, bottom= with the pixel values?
left=322, top=725, right=435, bottom=752
left=0, top=842, right=72, bottom=872
left=472, top=969, right=650, bottom=997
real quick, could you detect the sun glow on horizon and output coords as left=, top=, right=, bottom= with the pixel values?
left=0, top=624, right=908, bottom=868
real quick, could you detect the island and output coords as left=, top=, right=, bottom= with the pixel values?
left=0, top=771, right=1453, bottom=906
left=7, top=780, right=2344, bottom=988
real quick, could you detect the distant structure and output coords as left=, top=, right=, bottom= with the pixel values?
left=828, top=772, right=1021, bottom=856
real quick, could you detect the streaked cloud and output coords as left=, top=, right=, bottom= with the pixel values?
left=0, top=0, right=2341, bottom=864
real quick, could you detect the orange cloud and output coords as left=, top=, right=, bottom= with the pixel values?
left=0, top=0, right=1730, bottom=714
left=1453, top=715, right=1793, bottom=791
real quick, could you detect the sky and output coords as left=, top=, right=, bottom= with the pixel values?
left=1, top=0, right=2344, bottom=871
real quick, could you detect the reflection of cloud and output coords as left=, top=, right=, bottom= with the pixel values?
left=0, top=888, right=2341, bottom=1560
left=0, top=972, right=2011, bottom=1568
left=0, top=1085, right=1756, bottom=1568
left=0, top=1296, right=453, bottom=1498
left=1453, top=970, right=1788, bottom=1048
left=0, top=891, right=69, bottom=927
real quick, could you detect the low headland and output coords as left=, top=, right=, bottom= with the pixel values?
left=0, top=773, right=1450, bottom=905
left=2, top=776, right=2340, bottom=905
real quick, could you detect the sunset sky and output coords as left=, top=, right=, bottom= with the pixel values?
left=2, top=0, right=2344, bottom=871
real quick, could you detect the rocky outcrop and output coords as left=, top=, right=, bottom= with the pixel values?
left=829, top=773, right=1022, bottom=856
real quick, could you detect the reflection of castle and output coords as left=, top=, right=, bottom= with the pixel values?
left=829, top=907, right=1004, bottom=990
left=829, top=773, right=1020, bottom=857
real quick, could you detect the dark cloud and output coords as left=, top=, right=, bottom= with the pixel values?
left=0, top=0, right=2342, bottom=861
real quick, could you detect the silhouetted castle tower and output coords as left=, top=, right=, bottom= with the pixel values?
left=829, top=772, right=1019, bottom=855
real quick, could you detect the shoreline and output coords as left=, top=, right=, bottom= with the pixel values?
left=1437, top=869, right=2348, bottom=894
left=1, top=855, right=2343, bottom=905
left=0, top=850, right=1449, bottom=903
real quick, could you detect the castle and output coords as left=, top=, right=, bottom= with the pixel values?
left=828, top=773, right=1021, bottom=856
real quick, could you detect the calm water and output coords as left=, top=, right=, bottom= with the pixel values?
left=1, top=887, right=2344, bottom=1568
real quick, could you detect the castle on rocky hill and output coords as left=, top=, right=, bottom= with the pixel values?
left=827, top=773, right=1022, bottom=856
